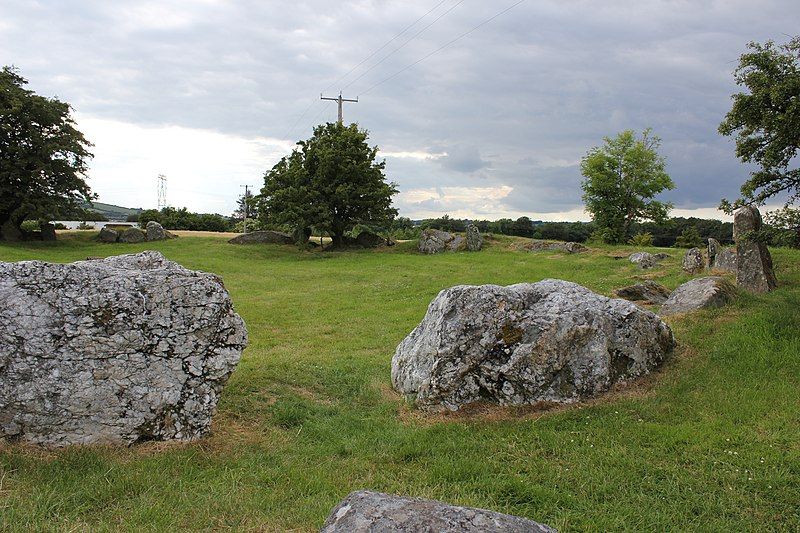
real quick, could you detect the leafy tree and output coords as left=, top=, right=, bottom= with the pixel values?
left=233, top=187, right=258, bottom=221
left=674, top=226, right=704, bottom=248
left=259, top=122, right=398, bottom=247
left=511, top=216, right=534, bottom=237
left=764, top=207, right=800, bottom=247
left=628, top=232, right=654, bottom=246
left=719, top=37, right=800, bottom=209
left=580, top=129, right=675, bottom=243
left=0, top=66, right=93, bottom=240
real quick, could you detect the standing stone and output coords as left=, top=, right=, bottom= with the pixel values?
left=629, top=251, right=657, bottom=269
left=660, top=277, right=737, bottom=316
left=392, top=279, right=675, bottom=411
left=40, top=223, right=57, bottom=241
left=145, top=220, right=168, bottom=241
left=707, top=238, right=720, bottom=268
left=98, top=226, right=119, bottom=243
left=682, top=248, right=705, bottom=274
left=321, top=491, right=556, bottom=533
left=0, top=251, right=248, bottom=446
left=465, top=224, right=483, bottom=251
left=713, top=248, right=737, bottom=273
left=119, top=227, right=146, bottom=243
left=734, top=206, right=777, bottom=293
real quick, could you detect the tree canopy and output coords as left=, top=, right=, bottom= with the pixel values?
left=258, top=122, right=398, bottom=247
left=719, top=37, right=800, bottom=209
left=580, top=129, right=675, bottom=243
left=0, top=66, right=93, bottom=240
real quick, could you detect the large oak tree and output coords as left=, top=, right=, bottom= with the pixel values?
left=0, top=66, right=93, bottom=241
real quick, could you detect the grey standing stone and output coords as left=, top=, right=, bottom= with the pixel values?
left=707, top=238, right=720, bottom=268
left=99, top=226, right=119, bottom=243
left=713, top=247, right=737, bottom=273
left=321, top=491, right=556, bottom=533
left=660, top=276, right=737, bottom=316
left=0, top=251, right=247, bottom=446
left=145, top=220, right=168, bottom=241
left=682, top=248, right=705, bottom=274
left=418, top=229, right=465, bottom=254
left=119, top=227, right=146, bottom=243
left=228, top=230, right=294, bottom=245
left=391, top=279, right=675, bottom=411
left=465, top=224, right=483, bottom=251
left=734, top=206, right=777, bottom=293
left=614, top=280, right=672, bottom=305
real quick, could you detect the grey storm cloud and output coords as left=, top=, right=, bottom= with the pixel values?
left=1, top=0, right=798, bottom=216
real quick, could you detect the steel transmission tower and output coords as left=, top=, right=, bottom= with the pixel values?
left=157, top=174, right=167, bottom=209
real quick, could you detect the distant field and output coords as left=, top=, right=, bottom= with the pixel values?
left=1, top=232, right=798, bottom=531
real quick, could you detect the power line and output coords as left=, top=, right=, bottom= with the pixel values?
left=342, top=0, right=466, bottom=91
left=360, top=0, right=528, bottom=96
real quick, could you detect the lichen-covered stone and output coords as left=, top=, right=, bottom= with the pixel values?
left=119, top=227, right=146, bottom=243
left=145, top=220, right=168, bottom=241
left=713, top=248, right=737, bottom=273
left=525, top=240, right=587, bottom=254
left=418, top=229, right=464, bottom=254
left=629, top=251, right=657, bottom=269
left=734, top=206, right=776, bottom=293
left=465, top=224, right=483, bottom=251
left=707, top=238, right=720, bottom=268
left=321, top=491, right=556, bottom=533
left=614, top=280, right=671, bottom=304
left=228, top=230, right=294, bottom=245
left=392, top=279, right=675, bottom=411
left=660, top=276, right=737, bottom=316
left=0, top=251, right=247, bottom=446
left=99, top=226, right=119, bottom=243
left=681, top=248, right=705, bottom=274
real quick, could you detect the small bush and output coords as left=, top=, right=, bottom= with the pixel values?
left=628, top=232, right=654, bottom=246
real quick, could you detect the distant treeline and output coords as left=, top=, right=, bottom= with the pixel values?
left=133, top=208, right=234, bottom=233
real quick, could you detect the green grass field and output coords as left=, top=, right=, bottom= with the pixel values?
left=1, top=232, right=798, bottom=531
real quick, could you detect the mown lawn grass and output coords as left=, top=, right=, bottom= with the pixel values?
left=0, top=232, right=798, bottom=531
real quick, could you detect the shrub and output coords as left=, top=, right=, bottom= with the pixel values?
left=674, top=227, right=704, bottom=248
left=628, top=232, right=654, bottom=246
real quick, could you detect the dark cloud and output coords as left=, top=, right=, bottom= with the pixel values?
left=1, top=0, right=797, bottom=216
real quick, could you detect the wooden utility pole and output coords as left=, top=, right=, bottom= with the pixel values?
left=321, top=92, right=358, bottom=124
left=240, top=184, right=252, bottom=233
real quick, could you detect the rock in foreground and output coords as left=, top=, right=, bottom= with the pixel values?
left=321, top=490, right=555, bottom=533
left=0, top=251, right=248, bottom=446
left=660, top=277, right=737, bottom=316
left=392, top=279, right=675, bottom=411
left=228, top=230, right=294, bottom=245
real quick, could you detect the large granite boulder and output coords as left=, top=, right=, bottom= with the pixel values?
left=525, top=240, right=587, bottom=254
left=465, top=224, right=483, bottom=251
left=614, top=280, right=672, bottom=305
left=734, top=206, right=777, bottom=293
left=0, top=251, right=247, bottom=446
left=321, top=491, right=555, bottom=533
left=681, top=248, right=705, bottom=274
left=145, top=220, right=168, bottom=241
left=392, top=279, right=675, bottom=411
left=99, top=226, right=119, bottom=243
left=119, top=227, right=146, bottom=244
left=418, top=229, right=464, bottom=254
left=660, top=276, right=737, bottom=316
left=713, top=248, right=737, bottom=273
left=629, top=251, right=657, bottom=269
left=228, top=230, right=294, bottom=245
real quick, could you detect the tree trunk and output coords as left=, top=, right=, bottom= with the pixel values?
left=0, top=217, right=23, bottom=242
left=331, top=231, right=345, bottom=249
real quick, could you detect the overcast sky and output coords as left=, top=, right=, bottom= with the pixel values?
left=2, top=0, right=797, bottom=220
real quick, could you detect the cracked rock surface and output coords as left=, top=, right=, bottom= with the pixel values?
left=392, top=279, right=674, bottom=411
left=321, top=490, right=556, bottom=532
left=0, top=251, right=247, bottom=446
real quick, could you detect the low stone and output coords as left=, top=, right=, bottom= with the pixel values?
left=355, top=231, right=386, bottom=248
left=525, top=239, right=587, bottom=254
left=465, top=224, right=483, bottom=251
left=713, top=247, right=737, bottom=273
left=681, top=248, right=705, bottom=274
left=660, top=276, right=737, bottom=316
left=629, top=252, right=657, bottom=269
left=392, top=279, right=675, bottom=411
left=734, top=206, right=777, bottom=293
left=119, top=227, right=146, bottom=243
left=0, top=251, right=248, bottom=446
left=418, top=229, right=465, bottom=254
left=653, top=252, right=671, bottom=260
left=99, top=227, right=119, bottom=243
left=707, top=238, right=720, bottom=268
left=614, top=280, right=672, bottom=305
left=321, top=491, right=555, bottom=533
left=145, top=220, right=168, bottom=241
left=227, top=230, right=294, bottom=245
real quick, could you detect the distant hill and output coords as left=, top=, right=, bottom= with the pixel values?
left=82, top=201, right=143, bottom=221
